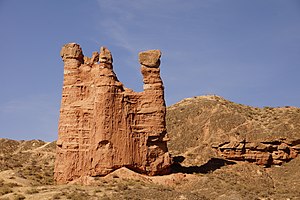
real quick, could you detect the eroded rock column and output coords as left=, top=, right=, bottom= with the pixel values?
left=54, top=43, right=171, bottom=184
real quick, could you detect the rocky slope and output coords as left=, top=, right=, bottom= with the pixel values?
left=167, top=95, right=300, bottom=167
left=0, top=139, right=55, bottom=186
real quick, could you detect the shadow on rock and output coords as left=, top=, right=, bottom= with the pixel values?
left=171, top=156, right=236, bottom=174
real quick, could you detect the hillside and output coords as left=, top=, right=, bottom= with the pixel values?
left=167, top=95, right=300, bottom=167
left=0, top=95, right=300, bottom=199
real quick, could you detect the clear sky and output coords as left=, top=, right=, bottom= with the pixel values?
left=0, top=0, right=299, bottom=141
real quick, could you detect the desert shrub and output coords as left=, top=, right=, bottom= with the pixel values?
left=0, top=186, right=13, bottom=195
left=25, top=188, right=39, bottom=194
left=13, top=194, right=25, bottom=200
left=94, top=188, right=102, bottom=193
left=99, top=194, right=110, bottom=200
left=52, top=193, right=61, bottom=199
left=116, top=183, right=129, bottom=191
left=124, top=179, right=142, bottom=187
left=6, top=182, right=20, bottom=188
left=66, top=190, right=90, bottom=200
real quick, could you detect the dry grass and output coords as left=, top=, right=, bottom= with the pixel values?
left=167, top=95, right=300, bottom=164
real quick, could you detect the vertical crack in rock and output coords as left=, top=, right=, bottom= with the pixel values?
left=54, top=43, right=172, bottom=184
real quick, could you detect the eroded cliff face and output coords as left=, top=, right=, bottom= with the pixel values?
left=54, top=43, right=171, bottom=184
left=213, top=138, right=299, bottom=166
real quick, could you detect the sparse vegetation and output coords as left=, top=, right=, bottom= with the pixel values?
left=66, top=190, right=91, bottom=200
left=25, top=188, right=39, bottom=194
left=13, top=194, right=26, bottom=200
left=0, top=186, right=13, bottom=195
left=52, top=193, right=61, bottom=199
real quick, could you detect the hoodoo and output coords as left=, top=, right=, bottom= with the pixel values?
left=54, top=43, right=171, bottom=184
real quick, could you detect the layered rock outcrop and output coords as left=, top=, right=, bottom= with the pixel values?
left=212, top=138, right=299, bottom=166
left=167, top=95, right=300, bottom=167
left=54, top=43, right=171, bottom=184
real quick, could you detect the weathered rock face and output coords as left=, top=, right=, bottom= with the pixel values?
left=213, top=139, right=299, bottom=166
left=54, top=43, right=171, bottom=184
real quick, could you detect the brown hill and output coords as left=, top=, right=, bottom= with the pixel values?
left=0, top=139, right=55, bottom=185
left=167, top=95, right=300, bottom=167
left=0, top=95, right=300, bottom=199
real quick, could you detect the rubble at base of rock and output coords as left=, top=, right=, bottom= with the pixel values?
left=54, top=43, right=172, bottom=184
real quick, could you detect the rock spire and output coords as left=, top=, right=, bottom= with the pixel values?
left=54, top=43, right=172, bottom=184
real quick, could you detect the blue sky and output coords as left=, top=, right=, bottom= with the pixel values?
left=0, top=0, right=299, bottom=141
